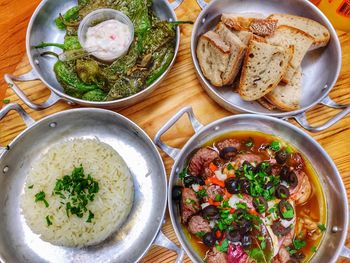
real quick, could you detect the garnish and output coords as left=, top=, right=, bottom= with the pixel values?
left=214, top=194, right=223, bottom=202
left=28, top=185, right=34, bottom=189
left=216, top=239, right=229, bottom=252
left=185, top=198, right=195, bottom=204
left=311, top=246, right=317, bottom=253
left=270, top=141, right=281, bottom=151
left=196, top=189, right=207, bottom=199
left=53, top=165, right=99, bottom=222
left=2, top=99, right=10, bottom=104
left=318, top=224, right=326, bottom=232
left=195, top=231, right=206, bottom=238
left=46, top=215, right=53, bottom=226
left=245, top=137, right=254, bottom=148
left=35, top=191, right=49, bottom=207
left=227, top=163, right=234, bottom=170
left=293, top=239, right=307, bottom=250
left=179, top=167, right=188, bottom=180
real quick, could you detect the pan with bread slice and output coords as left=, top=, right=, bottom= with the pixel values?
left=191, top=0, right=349, bottom=131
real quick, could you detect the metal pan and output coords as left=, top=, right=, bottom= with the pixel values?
left=0, top=104, right=184, bottom=263
left=191, top=0, right=350, bottom=132
left=4, top=0, right=183, bottom=110
left=154, top=106, right=350, bottom=262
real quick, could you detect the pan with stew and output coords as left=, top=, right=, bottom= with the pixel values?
left=154, top=107, right=350, bottom=262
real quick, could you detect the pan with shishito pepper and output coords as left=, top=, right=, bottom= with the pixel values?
left=34, top=0, right=189, bottom=102
left=172, top=132, right=326, bottom=263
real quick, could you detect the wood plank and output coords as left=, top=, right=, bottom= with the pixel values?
left=0, top=0, right=350, bottom=262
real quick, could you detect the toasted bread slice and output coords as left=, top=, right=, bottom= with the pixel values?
left=268, top=13, right=330, bottom=49
left=232, top=30, right=253, bottom=46
left=239, top=40, right=291, bottom=101
left=266, top=26, right=313, bottom=83
left=257, top=97, right=277, bottom=111
left=221, top=14, right=277, bottom=36
left=215, top=23, right=246, bottom=85
left=265, top=67, right=302, bottom=111
left=196, top=31, right=231, bottom=86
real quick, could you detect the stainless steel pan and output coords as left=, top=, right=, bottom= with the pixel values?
left=0, top=104, right=184, bottom=263
left=191, top=0, right=350, bottom=132
left=154, top=106, right=350, bottom=262
left=4, top=0, right=183, bottom=110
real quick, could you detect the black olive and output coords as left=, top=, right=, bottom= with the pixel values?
left=271, top=221, right=292, bottom=236
left=183, top=176, right=197, bottom=187
left=279, top=166, right=290, bottom=181
left=196, top=176, right=205, bottom=186
left=276, top=150, right=289, bottom=164
left=225, top=178, right=240, bottom=194
left=233, top=209, right=246, bottom=220
left=238, top=219, right=252, bottom=234
left=202, top=205, right=220, bottom=220
left=226, top=229, right=241, bottom=242
left=239, top=179, right=250, bottom=194
left=172, top=186, right=183, bottom=201
left=202, top=232, right=216, bottom=247
left=241, top=235, right=252, bottom=248
left=288, top=171, right=298, bottom=189
left=278, top=200, right=294, bottom=220
left=219, top=147, right=237, bottom=160
left=275, top=185, right=290, bottom=199
left=253, top=196, right=268, bottom=213
left=292, top=252, right=306, bottom=260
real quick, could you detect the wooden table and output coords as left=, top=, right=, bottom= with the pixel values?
left=0, top=0, right=349, bottom=262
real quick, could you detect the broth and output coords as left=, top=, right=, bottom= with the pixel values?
left=177, top=131, right=326, bottom=262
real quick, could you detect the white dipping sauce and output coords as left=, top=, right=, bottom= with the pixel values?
left=85, top=19, right=132, bottom=60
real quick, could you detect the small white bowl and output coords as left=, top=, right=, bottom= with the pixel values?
left=78, top=8, right=134, bottom=62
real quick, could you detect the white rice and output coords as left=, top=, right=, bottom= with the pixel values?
left=21, top=139, right=134, bottom=247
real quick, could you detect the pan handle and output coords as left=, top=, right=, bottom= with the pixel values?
left=196, top=0, right=209, bottom=9
left=340, top=246, right=350, bottom=258
left=169, top=0, right=184, bottom=10
left=0, top=103, right=35, bottom=154
left=154, top=231, right=185, bottom=263
left=154, top=106, right=203, bottom=161
left=290, top=96, right=350, bottom=133
left=4, top=69, right=63, bottom=110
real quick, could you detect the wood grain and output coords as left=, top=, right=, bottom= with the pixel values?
left=0, top=0, right=350, bottom=262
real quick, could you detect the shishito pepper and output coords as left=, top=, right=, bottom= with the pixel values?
left=54, top=60, right=98, bottom=94
left=55, top=6, right=80, bottom=30
left=34, top=36, right=81, bottom=51
left=146, top=48, right=174, bottom=86
left=82, top=89, right=107, bottom=101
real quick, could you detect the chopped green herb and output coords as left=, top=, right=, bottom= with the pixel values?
left=286, top=246, right=297, bottom=255
left=214, top=194, right=223, bottom=202
left=227, top=163, right=234, bottom=170
left=86, top=210, right=94, bottom=223
left=249, top=247, right=266, bottom=262
left=286, top=145, right=293, bottom=154
left=237, top=193, right=243, bottom=199
left=293, top=239, right=307, bottom=250
left=261, top=240, right=266, bottom=250
left=318, top=224, right=326, bottom=232
left=245, top=137, right=254, bottom=148
left=196, top=189, right=207, bottom=199
left=282, top=208, right=294, bottom=219
left=311, top=246, right=317, bottom=253
left=2, top=99, right=10, bottom=104
left=216, top=239, right=229, bottom=252
left=270, top=141, right=281, bottom=151
left=46, top=215, right=52, bottom=226
left=35, top=191, right=49, bottom=207
left=219, top=200, right=230, bottom=208
left=54, top=165, right=99, bottom=222
left=236, top=202, right=247, bottom=210
left=28, top=185, right=34, bottom=189
left=195, top=231, right=206, bottom=238
left=179, top=167, right=188, bottom=180
left=185, top=198, right=195, bottom=204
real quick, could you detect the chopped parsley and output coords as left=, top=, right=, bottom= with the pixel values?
left=286, top=246, right=297, bottom=255
left=46, top=215, right=52, bottom=226
left=214, top=194, right=223, bottom=202
left=261, top=240, right=266, bottom=250
left=28, top=185, right=34, bottom=189
left=293, top=239, right=307, bottom=250
left=53, top=165, right=99, bottom=222
left=179, top=167, right=188, bottom=180
left=196, top=189, right=207, bottom=198
left=2, top=99, right=10, bottom=104
left=227, top=163, right=234, bottom=170
left=270, top=141, right=281, bottom=151
left=311, top=246, right=317, bottom=253
left=318, top=224, right=326, bottom=232
left=236, top=202, right=248, bottom=210
left=216, top=239, right=229, bottom=252
left=185, top=198, right=195, bottom=204
left=35, top=191, right=49, bottom=207
left=245, top=137, right=254, bottom=148
left=195, top=231, right=206, bottom=238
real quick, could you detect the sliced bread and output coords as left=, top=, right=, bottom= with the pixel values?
left=196, top=31, right=231, bottom=87
left=265, top=67, right=302, bottom=111
left=215, top=23, right=247, bottom=85
left=221, top=13, right=277, bottom=36
left=268, top=13, right=330, bottom=49
left=257, top=97, right=277, bottom=111
left=266, top=26, right=313, bottom=83
left=239, top=40, right=292, bottom=101
left=232, top=30, right=253, bottom=46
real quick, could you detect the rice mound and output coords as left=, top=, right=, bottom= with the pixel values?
left=21, top=138, right=134, bottom=247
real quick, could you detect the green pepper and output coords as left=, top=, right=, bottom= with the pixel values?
left=82, top=89, right=107, bottom=101
left=55, top=6, right=80, bottom=30
left=54, top=61, right=97, bottom=93
left=146, top=48, right=174, bottom=86
left=34, top=36, right=81, bottom=51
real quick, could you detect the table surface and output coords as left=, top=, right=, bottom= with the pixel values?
left=0, top=0, right=350, bottom=262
